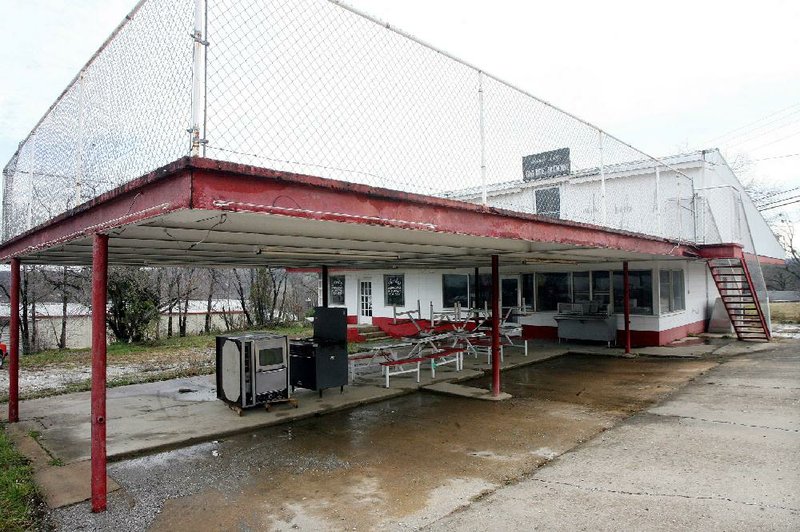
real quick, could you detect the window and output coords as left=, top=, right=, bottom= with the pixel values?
left=329, top=276, right=345, bottom=305
left=613, top=270, right=653, bottom=315
left=572, top=271, right=590, bottom=302
left=443, top=274, right=469, bottom=308
left=470, top=273, right=493, bottom=309
left=535, top=188, right=561, bottom=218
left=384, top=274, right=405, bottom=306
left=502, top=278, right=519, bottom=309
left=659, top=270, right=685, bottom=313
left=536, top=272, right=571, bottom=311
left=592, top=271, right=611, bottom=308
left=522, top=274, right=535, bottom=310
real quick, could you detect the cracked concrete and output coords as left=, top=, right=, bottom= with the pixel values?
left=427, top=342, right=800, bottom=531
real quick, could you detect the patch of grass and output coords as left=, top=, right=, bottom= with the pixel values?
left=0, top=425, right=47, bottom=531
left=21, top=326, right=313, bottom=369
left=770, top=302, right=800, bottom=324
left=48, top=458, right=64, bottom=467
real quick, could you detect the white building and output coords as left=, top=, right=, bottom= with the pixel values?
left=328, top=149, right=782, bottom=346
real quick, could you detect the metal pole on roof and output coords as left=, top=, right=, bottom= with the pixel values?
left=91, top=233, right=109, bottom=512
left=190, top=0, right=208, bottom=157
left=623, top=261, right=631, bottom=354
left=321, top=266, right=329, bottom=308
left=491, top=255, right=501, bottom=396
left=7, top=258, right=20, bottom=423
left=599, top=131, right=607, bottom=226
left=479, top=71, right=487, bottom=206
left=75, top=70, right=85, bottom=206
left=27, top=135, right=35, bottom=232
left=655, top=165, right=662, bottom=237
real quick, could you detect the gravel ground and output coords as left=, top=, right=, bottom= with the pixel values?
left=0, top=348, right=214, bottom=400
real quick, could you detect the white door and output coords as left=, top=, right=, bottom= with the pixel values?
left=359, top=280, right=373, bottom=325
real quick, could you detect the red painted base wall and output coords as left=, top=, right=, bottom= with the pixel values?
left=522, top=319, right=707, bottom=347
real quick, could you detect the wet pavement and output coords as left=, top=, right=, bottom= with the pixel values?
left=429, top=343, right=800, bottom=531
left=52, top=354, right=715, bottom=531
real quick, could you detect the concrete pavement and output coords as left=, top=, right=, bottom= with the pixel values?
left=427, top=342, right=800, bottom=531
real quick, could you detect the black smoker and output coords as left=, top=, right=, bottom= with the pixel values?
left=289, top=307, right=348, bottom=396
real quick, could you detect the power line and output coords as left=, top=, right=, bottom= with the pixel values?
left=759, top=197, right=800, bottom=212
left=722, top=115, right=800, bottom=150
left=749, top=152, right=800, bottom=162
left=703, top=102, right=800, bottom=145
left=758, top=192, right=800, bottom=208
left=746, top=128, right=800, bottom=153
left=717, top=109, right=800, bottom=148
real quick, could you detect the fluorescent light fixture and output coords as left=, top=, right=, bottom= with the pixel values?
left=257, top=248, right=400, bottom=261
left=522, top=258, right=579, bottom=265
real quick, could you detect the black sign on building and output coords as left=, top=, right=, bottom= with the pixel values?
left=522, top=148, right=571, bottom=181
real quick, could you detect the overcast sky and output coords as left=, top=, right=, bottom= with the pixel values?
left=2, top=0, right=799, bottom=218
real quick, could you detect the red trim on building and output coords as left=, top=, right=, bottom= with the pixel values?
left=754, top=254, right=785, bottom=266
left=190, top=161, right=698, bottom=259
left=0, top=158, right=704, bottom=263
left=697, top=244, right=744, bottom=260
left=523, top=319, right=707, bottom=347
left=0, top=165, right=193, bottom=261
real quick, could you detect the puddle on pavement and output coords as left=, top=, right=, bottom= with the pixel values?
left=128, top=354, right=715, bottom=531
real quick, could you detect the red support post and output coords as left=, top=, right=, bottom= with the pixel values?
left=623, top=261, right=631, bottom=354
left=8, top=258, right=20, bottom=423
left=321, top=265, right=329, bottom=308
left=91, top=234, right=109, bottom=513
left=491, top=255, right=501, bottom=396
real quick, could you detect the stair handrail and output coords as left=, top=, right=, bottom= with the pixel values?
left=738, top=258, right=772, bottom=341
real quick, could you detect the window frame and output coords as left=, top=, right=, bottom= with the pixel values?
left=534, top=187, right=561, bottom=219
left=659, top=269, right=686, bottom=314
left=384, top=274, right=405, bottom=307
left=442, top=274, right=470, bottom=309
left=329, top=275, right=346, bottom=306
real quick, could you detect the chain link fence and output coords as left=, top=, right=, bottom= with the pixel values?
left=0, top=0, right=759, bottom=262
left=2, top=0, right=194, bottom=240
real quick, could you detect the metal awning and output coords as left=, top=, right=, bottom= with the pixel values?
left=0, top=158, right=700, bottom=268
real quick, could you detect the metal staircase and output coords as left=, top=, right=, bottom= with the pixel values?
left=708, top=258, right=770, bottom=342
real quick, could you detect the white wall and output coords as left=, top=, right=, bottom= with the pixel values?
left=337, top=260, right=712, bottom=335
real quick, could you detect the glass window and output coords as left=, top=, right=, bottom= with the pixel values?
left=572, top=272, right=590, bottom=302
left=443, top=274, right=469, bottom=308
left=613, top=270, right=653, bottom=315
left=592, top=271, right=611, bottom=308
left=329, top=276, right=345, bottom=305
left=660, top=270, right=671, bottom=312
left=384, top=274, right=405, bottom=306
left=536, top=272, right=571, bottom=311
left=660, top=270, right=686, bottom=313
left=502, top=278, right=519, bottom=309
left=522, top=274, right=535, bottom=311
left=673, top=271, right=685, bottom=311
left=535, top=188, right=561, bottom=218
left=470, top=273, right=493, bottom=310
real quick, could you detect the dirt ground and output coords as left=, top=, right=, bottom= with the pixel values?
left=52, top=354, right=716, bottom=531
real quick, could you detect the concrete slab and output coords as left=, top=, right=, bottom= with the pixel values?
left=34, top=460, right=120, bottom=509
left=2, top=343, right=569, bottom=465
left=6, top=422, right=52, bottom=469
left=429, top=342, right=800, bottom=531
left=422, top=382, right=512, bottom=401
